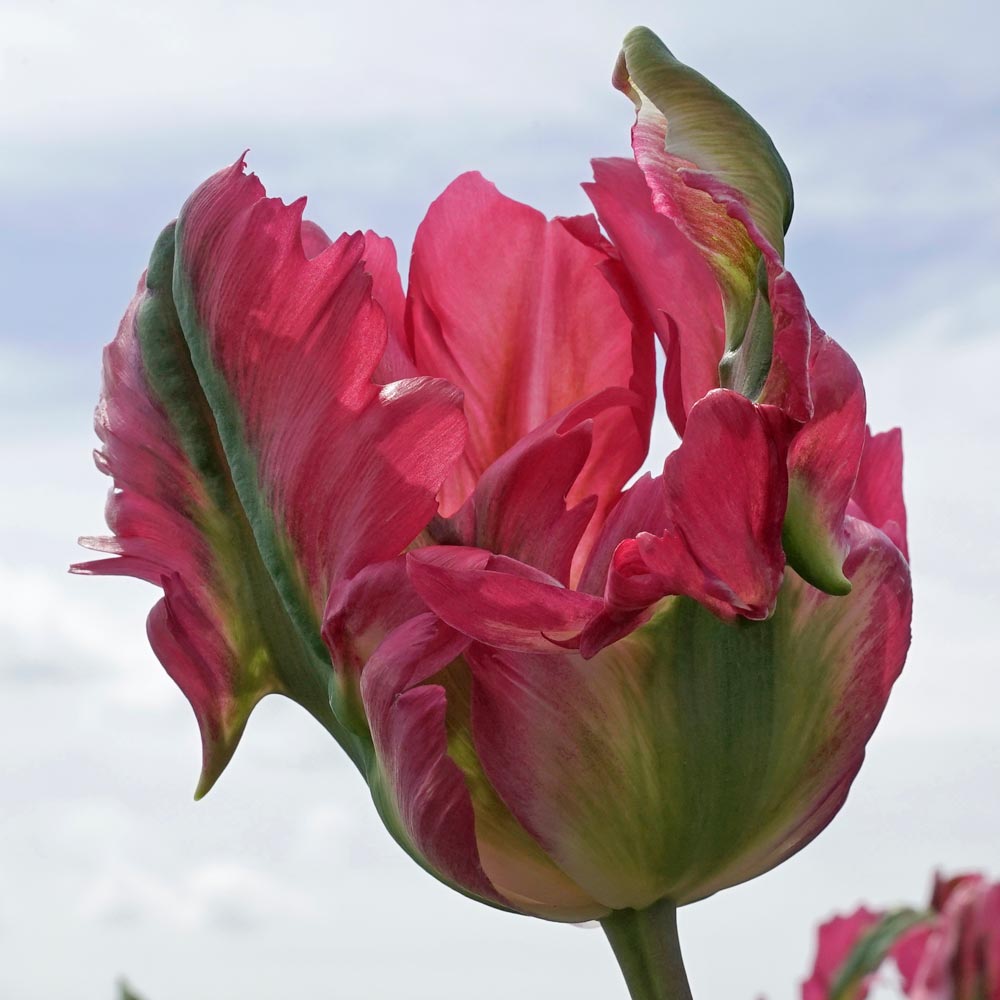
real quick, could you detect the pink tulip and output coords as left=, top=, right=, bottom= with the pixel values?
left=801, top=873, right=1000, bottom=1000
left=75, top=25, right=911, bottom=999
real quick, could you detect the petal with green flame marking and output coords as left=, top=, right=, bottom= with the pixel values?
left=613, top=25, right=810, bottom=422
left=77, top=159, right=468, bottom=791
left=466, top=517, right=911, bottom=911
left=74, top=225, right=355, bottom=794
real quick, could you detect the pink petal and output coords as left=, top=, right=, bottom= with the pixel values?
left=322, top=556, right=427, bottom=733
left=585, top=156, right=725, bottom=435
left=850, top=427, right=909, bottom=560
left=73, top=251, right=318, bottom=794
left=783, top=333, right=867, bottom=595
left=432, top=386, right=646, bottom=585
left=406, top=170, right=653, bottom=516
left=407, top=547, right=603, bottom=651
left=359, top=613, right=501, bottom=903
left=364, top=231, right=415, bottom=383
left=653, top=390, right=789, bottom=617
left=801, top=908, right=882, bottom=1000
left=173, top=157, right=468, bottom=615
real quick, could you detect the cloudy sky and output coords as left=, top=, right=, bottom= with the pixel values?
left=1, top=0, right=998, bottom=997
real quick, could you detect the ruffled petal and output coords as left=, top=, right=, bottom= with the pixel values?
left=407, top=547, right=603, bottom=652
left=850, top=427, right=908, bottom=560
left=431, top=387, right=647, bottom=584
left=173, top=158, right=467, bottom=616
left=612, top=26, right=811, bottom=423
left=581, top=389, right=789, bottom=654
left=783, top=334, right=867, bottom=595
left=359, top=613, right=500, bottom=902
left=73, top=228, right=359, bottom=793
left=406, top=170, right=653, bottom=515
left=464, top=517, right=911, bottom=911
left=584, top=156, right=724, bottom=435
left=78, top=158, right=469, bottom=788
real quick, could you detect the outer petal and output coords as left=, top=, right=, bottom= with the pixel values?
left=850, top=427, right=909, bottom=560
left=584, top=156, right=725, bottom=435
left=78, top=159, right=469, bottom=788
left=173, top=159, right=467, bottom=615
left=783, top=334, right=867, bottom=595
left=465, top=517, right=911, bottom=911
left=359, top=613, right=499, bottom=902
left=74, top=230, right=357, bottom=794
left=361, top=613, right=607, bottom=921
left=406, top=171, right=654, bottom=515
left=612, top=26, right=811, bottom=423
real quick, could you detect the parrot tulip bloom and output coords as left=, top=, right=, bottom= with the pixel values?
left=801, top=873, right=1000, bottom=1000
left=75, top=25, right=911, bottom=999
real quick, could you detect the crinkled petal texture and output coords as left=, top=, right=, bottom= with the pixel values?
left=800, top=874, right=1000, bottom=1000
left=75, top=160, right=467, bottom=793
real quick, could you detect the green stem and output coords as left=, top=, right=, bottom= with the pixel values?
left=601, top=899, right=693, bottom=1000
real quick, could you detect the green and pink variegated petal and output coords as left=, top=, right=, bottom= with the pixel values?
left=465, top=517, right=911, bottom=912
left=613, top=27, right=809, bottom=422
left=783, top=334, right=868, bottom=595
left=360, top=613, right=608, bottom=921
left=74, top=228, right=356, bottom=794
left=173, top=160, right=466, bottom=619
left=803, top=907, right=934, bottom=1000
left=78, top=159, right=468, bottom=789
left=406, top=171, right=654, bottom=519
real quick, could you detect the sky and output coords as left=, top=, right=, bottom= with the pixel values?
left=1, top=0, right=998, bottom=997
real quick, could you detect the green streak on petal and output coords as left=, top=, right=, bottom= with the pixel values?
left=616, top=28, right=790, bottom=402
left=140, top=224, right=367, bottom=788
left=829, top=909, right=934, bottom=1000
left=616, top=25, right=794, bottom=256
left=782, top=478, right=853, bottom=596
left=436, top=660, right=607, bottom=922
left=518, top=552, right=895, bottom=909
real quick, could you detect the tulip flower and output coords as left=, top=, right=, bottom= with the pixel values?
left=74, top=25, right=911, bottom=999
left=801, top=872, right=1000, bottom=1000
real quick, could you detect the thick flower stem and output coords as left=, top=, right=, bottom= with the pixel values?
left=601, top=899, right=693, bottom=1000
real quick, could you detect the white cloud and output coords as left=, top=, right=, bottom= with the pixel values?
left=80, top=860, right=317, bottom=931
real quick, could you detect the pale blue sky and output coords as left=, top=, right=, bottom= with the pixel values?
left=1, top=1, right=998, bottom=997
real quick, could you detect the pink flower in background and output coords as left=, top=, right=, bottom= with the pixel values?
left=801, top=873, right=1000, bottom=1000
left=74, top=24, right=911, bottom=996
